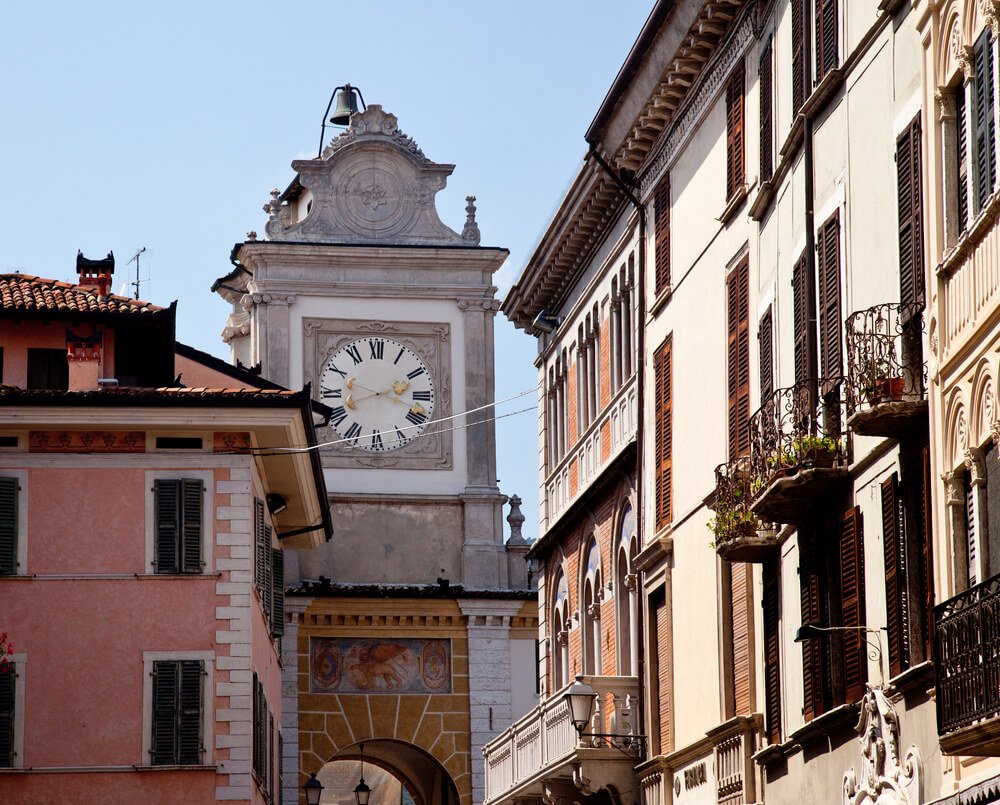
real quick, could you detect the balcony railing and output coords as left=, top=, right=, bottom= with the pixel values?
left=845, top=302, right=927, bottom=437
left=934, top=571, right=1000, bottom=755
left=483, top=676, right=640, bottom=804
left=746, top=378, right=849, bottom=522
left=711, top=459, right=777, bottom=562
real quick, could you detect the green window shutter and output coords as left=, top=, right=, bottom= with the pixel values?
left=957, top=84, right=970, bottom=231
left=0, top=477, right=18, bottom=575
left=263, top=525, right=274, bottom=626
left=154, top=480, right=180, bottom=574
left=254, top=498, right=266, bottom=598
left=269, top=712, right=275, bottom=800
left=0, top=664, right=15, bottom=767
left=973, top=31, right=997, bottom=212
left=177, top=660, right=203, bottom=765
left=151, top=661, right=179, bottom=764
left=278, top=731, right=284, bottom=801
left=180, top=480, right=203, bottom=574
left=271, top=547, right=285, bottom=638
left=252, top=672, right=261, bottom=778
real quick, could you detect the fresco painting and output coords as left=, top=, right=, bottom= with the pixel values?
left=310, top=637, right=452, bottom=694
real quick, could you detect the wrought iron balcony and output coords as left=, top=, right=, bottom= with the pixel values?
left=711, top=459, right=777, bottom=562
left=483, top=676, right=641, bottom=804
left=845, top=303, right=928, bottom=437
left=746, top=378, right=849, bottom=523
left=934, top=572, right=1000, bottom=755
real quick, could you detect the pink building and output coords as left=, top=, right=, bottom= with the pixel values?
left=0, top=255, right=330, bottom=803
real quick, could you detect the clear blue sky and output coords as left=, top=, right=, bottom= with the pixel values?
left=0, top=1, right=652, bottom=543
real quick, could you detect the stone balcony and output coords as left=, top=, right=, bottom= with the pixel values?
left=710, top=459, right=779, bottom=562
left=483, top=676, right=641, bottom=805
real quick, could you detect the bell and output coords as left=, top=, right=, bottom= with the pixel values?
left=330, top=86, right=359, bottom=125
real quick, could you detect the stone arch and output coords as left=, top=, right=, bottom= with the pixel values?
left=580, top=536, right=603, bottom=674
left=614, top=500, right=639, bottom=675
left=970, top=358, right=996, bottom=445
left=944, top=387, right=968, bottom=470
left=318, top=739, right=462, bottom=805
left=939, top=5, right=966, bottom=87
left=550, top=565, right=570, bottom=691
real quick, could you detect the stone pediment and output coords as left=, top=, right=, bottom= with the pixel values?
left=264, top=105, right=480, bottom=247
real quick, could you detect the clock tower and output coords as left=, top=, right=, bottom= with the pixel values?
left=214, top=103, right=536, bottom=805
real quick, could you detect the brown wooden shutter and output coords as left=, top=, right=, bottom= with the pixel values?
left=727, top=260, right=751, bottom=459
left=269, top=712, right=275, bottom=801
left=799, top=538, right=825, bottom=721
left=958, top=84, right=970, bottom=231
left=154, top=480, right=180, bottom=574
left=760, top=38, right=774, bottom=183
left=817, top=212, right=842, bottom=379
left=271, top=547, right=285, bottom=638
left=840, top=506, right=867, bottom=703
left=921, top=445, right=935, bottom=659
left=177, top=660, right=203, bottom=765
left=726, top=61, right=746, bottom=199
left=973, top=31, right=997, bottom=212
left=654, top=176, right=671, bottom=294
left=0, top=662, right=14, bottom=767
left=815, top=0, right=838, bottom=82
left=882, top=474, right=907, bottom=678
left=731, top=562, right=753, bottom=715
left=792, top=0, right=808, bottom=114
left=966, top=469, right=978, bottom=586
left=651, top=589, right=672, bottom=754
left=897, top=116, right=925, bottom=314
left=151, top=661, right=179, bottom=765
left=0, top=477, right=17, bottom=575
left=763, top=559, right=781, bottom=743
left=792, top=253, right=810, bottom=384
left=655, top=338, right=673, bottom=529
left=180, top=479, right=202, bottom=574
left=759, top=306, right=774, bottom=400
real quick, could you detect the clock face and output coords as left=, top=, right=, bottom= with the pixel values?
left=320, top=337, right=436, bottom=452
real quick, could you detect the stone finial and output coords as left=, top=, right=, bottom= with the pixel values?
left=264, top=188, right=281, bottom=220
left=506, top=494, right=527, bottom=545
left=246, top=230, right=258, bottom=242
left=462, top=195, right=481, bottom=245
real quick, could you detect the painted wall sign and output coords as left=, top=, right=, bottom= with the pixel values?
left=310, top=637, right=452, bottom=694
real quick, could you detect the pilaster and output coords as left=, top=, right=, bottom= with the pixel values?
left=281, top=597, right=310, bottom=805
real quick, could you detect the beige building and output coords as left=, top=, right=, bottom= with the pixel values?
left=489, top=0, right=955, bottom=803
left=213, top=102, right=537, bottom=805
left=915, top=0, right=1000, bottom=802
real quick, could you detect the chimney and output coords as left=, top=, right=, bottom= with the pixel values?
left=76, top=250, right=115, bottom=301
left=66, top=327, right=103, bottom=391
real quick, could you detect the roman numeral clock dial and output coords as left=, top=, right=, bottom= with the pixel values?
left=320, top=337, right=436, bottom=452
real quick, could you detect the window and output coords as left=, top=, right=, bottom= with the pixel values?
left=815, top=0, right=838, bottom=82
left=973, top=30, right=997, bottom=213
left=550, top=570, right=569, bottom=691
left=800, top=506, right=866, bottom=722
left=726, top=61, right=746, bottom=200
left=0, top=476, right=21, bottom=575
left=581, top=540, right=602, bottom=675
left=817, top=211, right=843, bottom=379
left=26, top=348, right=68, bottom=391
left=616, top=504, right=639, bottom=675
left=727, top=258, right=751, bottom=459
left=897, top=116, right=925, bottom=314
left=253, top=672, right=273, bottom=792
left=791, top=0, right=810, bottom=115
left=957, top=82, right=970, bottom=233
left=254, top=498, right=285, bottom=638
left=759, top=38, right=774, bottom=183
left=792, top=251, right=810, bottom=384
left=151, top=660, right=205, bottom=765
left=722, top=561, right=753, bottom=719
left=654, top=338, right=673, bottom=530
left=955, top=442, right=1000, bottom=591
left=654, top=176, right=671, bottom=295
left=154, top=479, right=204, bottom=574
left=650, top=587, right=671, bottom=754
left=762, top=559, right=781, bottom=743
left=0, top=654, right=24, bottom=768
left=759, top=306, right=774, bottom=401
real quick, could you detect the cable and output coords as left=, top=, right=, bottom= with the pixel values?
left=252, top=405, right=537, bottom=456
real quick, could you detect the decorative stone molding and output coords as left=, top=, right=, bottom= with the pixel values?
left=936, top=89, right=957, bottom=121
left=457, top=298, right=501, bottom=311
left=462, top=196, right=481, bottom=245
left=958, top=45, right=976, bottom=82
left=242, top=292, right=296, bottom=309
left=221, top=311, right=251, bottom=344
left=641, top=13, right=755, bottom=197
left=842, top=685, right=921, bottom=804
left=942, top=470, right=965, bottom=507
left=302, top=317, right=453, bottom=470
left=965, top=446, right=987, bottom=484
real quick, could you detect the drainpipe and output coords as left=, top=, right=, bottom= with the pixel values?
left=804, top=114, right=819, bottom=414
left=587, top=142, right=648, bottom=750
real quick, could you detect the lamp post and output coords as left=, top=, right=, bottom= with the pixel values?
left=794, top=623, right=887, bottom=685
left=354, top=743, right=372, bottom=805
left=561, top=675, right=646, bottom=754
left=304, top=772, right=324, bottom=805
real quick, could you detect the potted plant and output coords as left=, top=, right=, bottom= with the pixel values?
left=858, top=354, right=904, bottom=404
left=792, top=434, right=839, bottom=467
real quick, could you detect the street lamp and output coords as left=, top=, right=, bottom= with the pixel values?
left=561, top=675, right=646, bottom=754
left=794, top=622, right=887, bottom=684
left=354, top=743, right=372, bottom=805
left=304, top=772, right=324, bottom=805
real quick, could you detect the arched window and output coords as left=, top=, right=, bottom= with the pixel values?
left=616, top=504, right=639, bottom=675
left=551, top=569, right=570, bottom=691
left=581, top=539, right=602, bottom=675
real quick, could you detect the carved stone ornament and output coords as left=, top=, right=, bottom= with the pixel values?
left=264, top=105, right=475, bottom=247
left=942, top=470, right=965, bottom=507
left=843, top=685, right=921, bottom=805
left=965, top=446, right=986, bottom=483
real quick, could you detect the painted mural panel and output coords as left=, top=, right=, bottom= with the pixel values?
left=310, top=637, right=452, bottom=694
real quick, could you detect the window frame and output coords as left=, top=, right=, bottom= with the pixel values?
left=141, top=650, right=214, bottom=768
left=144, top=470, right=214, bottom=575
left=0, top=653, right=26, bottom=769
left=0, top=471, right=28, bottom=576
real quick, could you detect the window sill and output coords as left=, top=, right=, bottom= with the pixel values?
left=649, top=285, right=673, bottom=318
left=755, top=701, right=860, bottom=766
left=885, top=660, right=934, bottom=700
left=0, top=764, right=217, bottom=773
left=936, top=189, right=1000, bottom=278
left=718, top=185, right=750, bottom=226
left=1, top=573, right=221, bottom=581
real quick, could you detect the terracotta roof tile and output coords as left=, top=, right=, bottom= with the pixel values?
left=0, top=274, right=164, bottom=316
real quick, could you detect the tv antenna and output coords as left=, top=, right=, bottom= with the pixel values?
left=128, top=247, right=147, bottom=299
